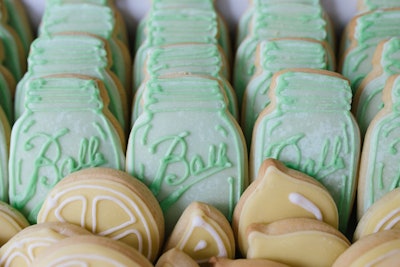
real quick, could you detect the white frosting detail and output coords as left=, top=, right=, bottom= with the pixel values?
left=44, top=254, right=128, bottom=267
left=364, top=248, right=400, bottom=267
left=289, top=192, right=323, bottom=221
left=374, top=207, right=400, bottom=233
left=1, top=237, right=59, bottom=267
left=179, top=215, right=227, bottom=264
left=194, top=240, right=207, bottom=252
left=38, top=184, right=153, bottom=259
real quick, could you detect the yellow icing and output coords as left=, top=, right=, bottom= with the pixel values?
left=30, top=242, right=151, bottom=267
left=235, top=163, right=338, bottom=255
left=37, top=179, right=162, bottom=262
left=349, top=240, right=400, bottom=267
left=0, top=210, right=27, bottom=246
left=247, top=230, right=349, bottom=267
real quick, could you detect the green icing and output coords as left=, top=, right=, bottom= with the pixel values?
left=233, top=3, right=330, bottom=105
left=0, top=69, right=13, bottom=123
left=0, top=107, right=9, bottom=202
left=39, top=3, right=130, bottom=90
left=126, top=75, right=247, bottom=234
left=0, top=23, right=24, bottom=81
left=250, top=70, right=360, bottom=232
left=241, top=38, right=332, bottom=147
left=341, top=9, right=400, bottom=90
left=355, top=37, right=400, bottom=136
left=9, top=76, right=125, bottom=223
left=14, top=34, right=127, bottom=131
left=132, top=44, right=238, bottom=123
left=359, top=75, right=400, bottom=216
left=359, top=0, right=400, bottom=11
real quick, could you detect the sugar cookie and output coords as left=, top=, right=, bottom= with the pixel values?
left=357, top=74, right=400, bottom=218
left=234, top=2, right=333, bottom=104
left=340, top=8, right=400, bottom=90
left=333, top=229, right=400, bottom=267
left=163, top=202, right=235, bottom=264
left=247, top=218, right=350, bottom=266
left=39, top=3, right=132, bottom=92
left=209, top=257, right=291, bottom=267
left=9, top=75, right=126, bottom=223
left=357, top=0, right=400, bottom=12
left=0, top=105, right=10, bottom=202
left=37, top=167, right=164, bottom=262
left=0, top=222, right=91, bottom=267
left=250, top=68, right=360, bottom=232
left=156, top=248, right=199, bottom=267
left=352, top=37, right=400, bottom=136
left=0, top=200, right=29, bottom=246
left=354, top=187, right=400, bottom=241
left=241, top=38, right=335, bottom=146
left=126, top=75, right=248, bottom=235
left=233, top=158, right=338, bottom=256
left=30, top=235, right=153, bottom=267
left=14, top=33, right=128, bottom=131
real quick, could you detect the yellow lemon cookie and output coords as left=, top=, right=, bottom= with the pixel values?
left=209, top=257, right=291, bottom=267
left=156, top=248, right=199, bottom=267
left=0, top=222, right=91, bottom=267
left=233, top=158, right=339, bottom=256
left=163, top=201, right=235, bottom=265
left=333, top=229, right=400, bottom=267
left=0, top=200, right=29, bottom=246
left=354, top=187, right=400, bottom=241
left=247, top=218, right=350, bottom=267
left=37, top=167, right=164, bottom=262
left=30, top=235, right=153, bottom=267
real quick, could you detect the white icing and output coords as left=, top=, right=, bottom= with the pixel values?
left=374, top=207, right=400, bottom=233
left=38, top=184, right=153, bottom=259
left=44, top=254, right=128, bottom=267
left=365, top=248, right=400, bottom=267
left=289, top=192, right=323, bottom=221
left=194, top=240, right=207, bottom=252
left=179, top=215, right=227, bottom=263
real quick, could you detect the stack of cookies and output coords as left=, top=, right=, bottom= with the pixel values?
left=128, top=0, right=248, bottom=237
left=339, top=0, right=400, bottom=241
left=9, top=0, right=130, bottom=224
left=0, top=0, right=33, bottom=206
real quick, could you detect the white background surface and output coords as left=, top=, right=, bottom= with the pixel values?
left=21, top=0, right=357, bottom=38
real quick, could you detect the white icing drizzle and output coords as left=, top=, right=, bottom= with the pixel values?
left=374, top=207, right=400, bottom=233
left=179, top=215, right=227, bottom=264
left=193, top=240, right=207, bottom=252
left=364, top=248, right=400, bottom=267
left=44, top=254, right=128, bottom=267
left=38, top=184, right=153, bottom=259
left=288, top=192, right=323, bottom=221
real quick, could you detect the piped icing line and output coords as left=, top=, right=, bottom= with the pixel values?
left=178, top=215, right=228, bottom=264
left=288, top=192, right=323, bottom=221
left=38, top=183, right=153, bottom=260
left=373, top=207, right=400, bottom=232
left=364, top=249, right=400, bottom=267
left=40, top=254, right=128, bottom=267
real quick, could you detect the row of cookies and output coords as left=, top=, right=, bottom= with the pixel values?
left=8, top=0, right=130, bottom=224
left=128, top=0, right=248, bottom=238
left=339, top=2, right=400, bottom=223
left=234, top=0, right=336, bottom=147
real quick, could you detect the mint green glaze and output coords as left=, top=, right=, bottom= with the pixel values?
left=341, top=9, right=400, bottom=91
left=359, top=0, right=400, bottom=11
left=358, top=75, right=400, bottom=217
left=233, top=3, right=330, bottom=105
left=134, top=7, right=226, bottom=92
left=241, top=38, right=333, bottom=147
left=126, top=75, right=248, bottom=234
left=132, top=44, right=238, bottom=123
left=39, top=3, right=130, bottom=91
left=9, top=76, right=125, bottom=223
left=250, top=70, right=360, bottom=232
left=355, top=37, right=400, bottom=136
left=14, top=34, right=127, bottom=131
